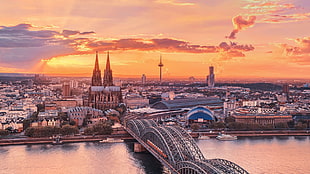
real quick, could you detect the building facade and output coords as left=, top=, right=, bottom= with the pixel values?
left=232, top=113, right=292, bottom=126
left=84, top=52, right=122, bottom=111
left=206, top=66, right=215, bottom=87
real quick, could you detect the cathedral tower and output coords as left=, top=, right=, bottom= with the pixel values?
left=103, top=51, right=113, bottom=86
left=91, top=51, right=102, bottom=86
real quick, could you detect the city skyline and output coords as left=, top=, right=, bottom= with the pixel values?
left=0, top=0, right=309, bottom=79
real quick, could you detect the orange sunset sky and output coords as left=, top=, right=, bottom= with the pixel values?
left=0, top=0, right=309, bottom=79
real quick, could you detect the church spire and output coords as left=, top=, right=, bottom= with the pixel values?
left=106, top=51, right=111, bottom=70
left=103, top=51, right=113, bottom=86
left=91, top=51, right=102, bottom=86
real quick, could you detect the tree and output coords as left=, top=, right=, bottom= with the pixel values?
left=225, top=116, right=235, bottom=124
left=30, top=112, right=38, bottom=120
left=210, top=122, right=226, bottom=129
left=227, top=122, right=247, bottom=130
left=23, top=119, right=32, bottom=131
left=295, top=122, right=307, bottom=130
left=58, top=112, right=69, bottom=122
left=69, top=120, right=76, bottom=126
left=24, top=126, right=79, bottom=137
left=61, top=125, right=79, bottom=135
left=190, top=123, right=200, bottom=131
left=36, top=104, right=45, bottom=112
left=275, top=122, right=289, bottom=129
left=0, top=129, right=9, bottom=136
left=24, top=127, right=36, bottom=137
left=84, top=121, right=112, bottom=135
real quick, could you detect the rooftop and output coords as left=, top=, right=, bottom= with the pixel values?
left=151, top=97, right=223, bottom=110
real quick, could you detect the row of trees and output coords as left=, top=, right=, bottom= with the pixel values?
left=0, top=130, right=9, bottom=137
left=84, top=122, right=113, bottom=135
left=25, top=125, right=79, bottom=137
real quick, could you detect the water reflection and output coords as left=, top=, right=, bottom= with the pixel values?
left=125, top=141, right=163, bottom=174
left=0, top=137, right=309, bottom=174
left=197, top=136, right=310, bottom=174
left=294, top=136, right=307, bottom=140
left=25, top=143, right=79, bottom=152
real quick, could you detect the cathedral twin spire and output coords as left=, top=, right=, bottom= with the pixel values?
left=91, top=51, right=113, bottom=86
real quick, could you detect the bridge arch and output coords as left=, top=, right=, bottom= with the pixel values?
left=126, top=120, right=141, bottom=136
left=126, top=119, right=249, bottom=174
left=176, top=161, right=209, bottom=174
left=141, top=127, right=182, bottom=165
left=165, top=126, right=205, bottom=161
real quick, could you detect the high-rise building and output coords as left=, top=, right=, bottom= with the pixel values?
left=207, top=66, right=215, bottom=87
left=141, top=74, right=146, bottom=84
left=283, top=84, right=289, bottom=94
left=158, top=55, right=164, bottom=82
left=62, top=82, right=71, bottom=97
left=70, top=80, right=79, bottom=89
left=84, top=52, right=122, bottom=110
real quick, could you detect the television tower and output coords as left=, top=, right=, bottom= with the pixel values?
left=158, top=55, right=164, bottom=82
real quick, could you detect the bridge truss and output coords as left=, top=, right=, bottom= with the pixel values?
left=126, top=119, right=249, bottom=174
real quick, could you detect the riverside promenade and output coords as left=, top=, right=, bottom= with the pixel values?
left=1, top=130, right=309, bottom=146
left=191, top=130, right=310, bottom=138
left=0, top=133, right=132, bottom=146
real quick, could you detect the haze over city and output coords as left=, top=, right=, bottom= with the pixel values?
left=0, top=0, right=309, bottom=79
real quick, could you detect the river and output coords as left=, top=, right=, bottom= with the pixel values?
left=0, top=136, right=309, bottom=174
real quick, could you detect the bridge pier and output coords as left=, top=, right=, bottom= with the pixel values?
left=134, top=142, right=147, bottom=152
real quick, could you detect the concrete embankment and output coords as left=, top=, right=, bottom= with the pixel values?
left=0, top=134, right=133, bottom=146
left=1, top=130, right=309, bottom=146
left=191, top=130, right=310, bottom=138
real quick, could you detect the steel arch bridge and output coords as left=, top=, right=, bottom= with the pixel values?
left=126, top=119, right=249, bottom=174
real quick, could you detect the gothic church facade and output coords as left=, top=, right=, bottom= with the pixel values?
left=84, top=51, right=122, bottom=110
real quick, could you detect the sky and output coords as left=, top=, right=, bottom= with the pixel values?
left=0, top=0, right=309, bottom=79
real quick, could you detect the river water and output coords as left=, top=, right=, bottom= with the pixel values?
left=0, top=136, right=309, bottom=174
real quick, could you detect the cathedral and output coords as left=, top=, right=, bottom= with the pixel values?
left=84, top=51, right=122, bottom=111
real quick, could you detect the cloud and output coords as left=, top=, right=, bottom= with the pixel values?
left=226, top=15, right=256, bottom=39
left=155, top=0, right=195, bottom=6
left=242, top=1, right=309, bottom=24
left=0, top=23, right=94, bottom=68
left=0, top=23, right=255, bottom=70
left=85, top=38, right=254, bottom=58
left=62, top=30, right=95, bottom=37
left=262, top=13, right=310, bottom=23
left=280, top=37, right=310, bottom=64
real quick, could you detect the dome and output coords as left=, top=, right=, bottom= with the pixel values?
left=186, top=106, right=215, bottom=121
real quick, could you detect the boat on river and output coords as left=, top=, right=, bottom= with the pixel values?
left=99, top=138, right=123, bottom=143
left=52, top=135, right=63, bottom=145
left=216, top=133, right=237, bottom=141
left=197, top=134, right=210, bottom=140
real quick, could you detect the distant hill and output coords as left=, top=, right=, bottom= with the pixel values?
left=0, top=73, right=34, bottom=77
left=217, top=83, right=282, bottom=91
left=0, top=73, right=34, bottom=82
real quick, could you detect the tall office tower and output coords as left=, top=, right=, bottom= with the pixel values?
left=283, top=84, right=289, bottom=94
left=141, top=74, right=146, bottom=84
left=103, top=51, right=114, bottom=86
left=62, top=82, right=71, bottom=97
left=158, top=55, right=164, bottom=82
left=91, top=51, right=102, bottom=86
left=70, top=80, right=79, bottom=89
left=207, top=66, right=215, bottom=87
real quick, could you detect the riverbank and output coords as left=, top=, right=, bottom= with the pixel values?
left=1, top=130, right=309, bottom=146
left=191, top=130, right=310, bottom=138
left=0, top=133, right=132, bottom=146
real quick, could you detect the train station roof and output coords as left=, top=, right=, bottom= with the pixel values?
left=151, top=97, right=223, bottom=110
